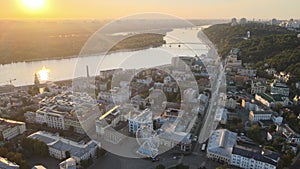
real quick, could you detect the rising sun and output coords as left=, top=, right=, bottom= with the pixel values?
left=21, top=0, right=45, bottom=11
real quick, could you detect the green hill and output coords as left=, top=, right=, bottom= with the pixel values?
left=203, top=23, right=300, bottom=76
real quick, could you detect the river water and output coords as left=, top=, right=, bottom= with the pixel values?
left=0, top=26, right=210, bottom=86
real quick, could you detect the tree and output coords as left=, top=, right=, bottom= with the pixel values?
left=268, top=124, right=277, bottom=133
left=273, top=103, right=282, bottom=113
left=21, top=138, right=49, bottom=157
left=278, top=149, right=295, bottom=168
left=247, top=125, right=264, bottom=144
left=96, top=147, right=107, bottom=157
left=65, top=151, right=71, bottom=159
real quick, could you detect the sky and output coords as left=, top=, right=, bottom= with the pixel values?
left=0, top=0, right=299, bottom=20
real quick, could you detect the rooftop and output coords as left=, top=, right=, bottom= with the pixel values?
left=207, top=129, right=237, bottom=158
left=232, top=145, right=280, bottom=166
left=28, top=131, right=98, bottom=159
left=0, top=156, right=19, bottom=169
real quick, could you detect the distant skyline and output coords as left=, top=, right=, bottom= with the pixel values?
left=0, top=0, right=300, bottom=20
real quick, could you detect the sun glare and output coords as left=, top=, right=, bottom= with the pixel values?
left=21, top=0, right=45, bottom=11
left=37, top=66, right=50, bottom=81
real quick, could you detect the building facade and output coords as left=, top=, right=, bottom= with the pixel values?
left=207, top=129, right=237, bottom=163
left=249, top=111, right=273, bottom=122
left=270, top=82, right=289, bottom=96
left=231, top=146, right=280, bottom=169
left=28, top=131, right=98, bottom=163
left=0, top=118, right=26, bottom=141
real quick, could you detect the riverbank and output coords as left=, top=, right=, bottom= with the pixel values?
left=0, top=33, right=166, bottom=65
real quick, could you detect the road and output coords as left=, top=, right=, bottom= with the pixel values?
left=197, top=44, right=226, bottom=144
left=89, top=151, right=221, bottom=169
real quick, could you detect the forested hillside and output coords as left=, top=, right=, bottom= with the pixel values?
left=203, top=23, right=300, bottom=76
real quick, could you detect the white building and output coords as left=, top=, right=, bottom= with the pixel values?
left=32, top=165, right=47, bottom=169
left=214, top=108, right=227, bottom=125
left=0, top=118, right=26, bottom=141
left=28, top=131, right=98, bottom=163
left=59, top=157, right=76, bottom=169
left=231, top=146, right=280, bottom=169
left=35, top=106, right=65, bottom=130
left=128, top=109, right=153, bottom=133
left=249, top=111, right=273, bottom=122
left=207, top=129, right=237, bottom=163
left=0, top=156, right=19, bottom=169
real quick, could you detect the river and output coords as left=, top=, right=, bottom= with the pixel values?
left=0, top=26, right=210, bottom=87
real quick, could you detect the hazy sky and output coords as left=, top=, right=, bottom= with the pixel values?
left=1, top=0, right=299, bottom=20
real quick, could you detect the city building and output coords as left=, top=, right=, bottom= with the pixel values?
left=28, top=131, right=98, bottom=163
left=270, top=18, right=278, bottom=25
left=231, top=146, right=280, bottom=169
left=270, top=81, right=289, bottom=96
left=251, top=81, right=267, bottom=94
left=159, top=129, right=192, bottom=152
left=226, top=55, right=242, bottom=68
left=171, top=56, right=195, bottom=71
left=32, top=165, right=47, bottom=169
left=255, top=93, right=289, bottom=107
left=35, top=106, right=66, bottom=130
left=237, top=68, right=256, bottom=77
left=207, top=129, right=237, bottom=163
left=0, top=156, right=19, bottom=169
left=231, top=18, right=238, bottom=26
left=214, top=108, right=227, bottom=125
left=282, top=124, right=300, bottom=142
left=96, top=106, right=127, bottom=144
left=0, top=84, right=14, bottom=94
left=295, top=81, right=300, bottom=90
left=226, top=98, right=237, bottom=109
left=59, top=157, right=76, bottom=169
left=249, top=111, right=273, bottom=122
left=0, top=118, right=26, bottom=141
left=240, top=18, right=247, bottom=24
left=242, top=100, right=259, bottom=111
left=128, top=109, right=153, bottom=133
